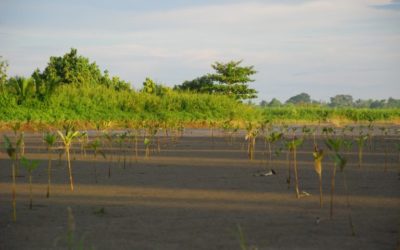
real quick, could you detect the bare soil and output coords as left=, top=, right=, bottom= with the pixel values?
left=0, top=129, right=399, bottom=250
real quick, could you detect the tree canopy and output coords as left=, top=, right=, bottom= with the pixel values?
left=285, top=92, right=311, bottom=105
left=175, top=60, right=257, bottom=101
left=330, top=94, right=353, bottom=108
left=31, top=48, right=131, bottom=99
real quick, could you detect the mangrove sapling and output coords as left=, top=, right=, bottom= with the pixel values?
left=57, top=127, right=80, bottom=191
left=289, top=137, right=304, bottom=199
left=313, top=147, right=324, bottom=208
left=265, top=131, right=283, bottom=168
left=133, top=128, right=139, bottom=162
left=333, top=152, right=356, bottom=236
left=102, top=131, right=114, bottom=177
left=309, top=127, right=317, bottom=149
left=367, top=122, right=374, bottom=151
left=245, top=123, right=259, bottom=160
left=209, top=121, right=217, bottom=148
left=322, top=127, right=334, bottom=139
left=20, top=157, right=39, bottom=209
left=302, top=126, right=311, bottom=140
left=87, top=139, right=106, bottom=183
left=78, top=132, right=89, bottom=158
left=284, top=140, right=292, bottom=188
left=3, top=135, right=18, bottom=221
left=235, top=224, right=258, bottom=250
left=144, top=138, right=151, bottom=159
left=325, top=138, right=343, bottom=219
left=379, top=127, right=389, bottom=172
left=396, top=142, right=400, bottom=175
left=355, top=134, right=368, bottom=168
left=116, top=132, right=128, bottom=168
left=11, top=122, right=23, bottom=176
left=43, top=132, right=57, bottom=198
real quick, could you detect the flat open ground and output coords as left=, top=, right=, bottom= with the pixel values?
left=0, top=128, right=399, bottom=249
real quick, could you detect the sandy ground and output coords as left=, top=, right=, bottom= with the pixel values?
left=0, top=129, right=399, bottom=250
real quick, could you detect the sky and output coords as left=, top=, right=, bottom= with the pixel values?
left=0, top=0, right=399, bottom=102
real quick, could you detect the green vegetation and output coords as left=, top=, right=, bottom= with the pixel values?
left=20, top=157, right=40, bottom=209
left=0, top=49, right=399, bottom=127
left=174, top=60, right=258, bottom=101
left=3, top=135, right=18, bottom=221
left=313, top=148, right=324, bottom=208
left=43, top=132, right=57, bottom=198
left=58, top=124, right=81, bottom=191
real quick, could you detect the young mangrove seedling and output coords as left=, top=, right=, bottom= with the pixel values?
left=325, top=138, right=343, bottom=219
left=43, top=132, right=57, bottom=198
left=379, top=127, right=389, bottom=172
left=11, top=122, right=23, bottom=176
left=102, top=131, right=114, bottom=177
left=333, top=152, right=356, bottom=236
left=78, top=131, right=89, bottom=158
left=57, top=126, right=80, bottom=191
left=397, top=142, right=400, bottom=173
left=289, top=137, right=304, bottom=199
left=355, top=134, right=368, bottom=168
left=245, top=122, right=259, bottom=161
left=4, top=135, right=18, bottom=221
left=313, top=147, right=324, bottom=208
left=265, top=131, right=283, bottom=169
left=116, top=132, right=128, bottom=168
left=21, top=157, right=39, bottom=209
left=367, top=122, right=374, bottom=151
left=88, top=139, right=106, bottom=183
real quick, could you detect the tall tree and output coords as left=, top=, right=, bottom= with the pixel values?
left=285, top=93, right=311, bottom=105
left=7, top=76, right=35, bottom=104
left=209, top=60, right=257, bottom=101
left=32, top=48, right=130, bottom=98
left=330, top=94, right=353, bottom=108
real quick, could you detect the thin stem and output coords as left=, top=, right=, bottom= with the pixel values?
left=12, top=161, right=16, bottom=222
left=66, top=146, right=74, bottom=191
left=330, top=163, right=337, bottom=220
left=293, top=146, right=300, bottom=199
left=29, top=173, right=33, bottom=210
left=46, top=151, right=52, bottom=198
left=343, top=171, right=356, bottom=236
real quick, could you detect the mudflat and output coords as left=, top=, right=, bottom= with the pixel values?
left=0, top=129, right=399, bottom=249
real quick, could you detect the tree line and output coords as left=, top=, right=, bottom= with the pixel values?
left=0, top=49, right=258, bottom=104
left=259, top=92, right=400, bottom=109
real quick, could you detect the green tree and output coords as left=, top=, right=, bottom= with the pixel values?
left=7, top=76, right=35, bottom=104
left=32, top=48, right=130, bottom=98
left=370, top=99, right=386, bottom=109
left=387, top=97, right=400, bottom=108
left=174, top=75, right=215, bottom=94
left=209, top=60, right=257, bottom=101
left=285, top=92, right=311, bottom=105
left=330, top=94, right=353, bottom=108
left=268, top=98, right=282, bottom=107
left=142, top=77, right=170, bottom=96
left=0, top=56, right=8, bottom=92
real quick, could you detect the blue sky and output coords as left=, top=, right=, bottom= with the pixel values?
left=0, top=0, right=399, bottom=102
